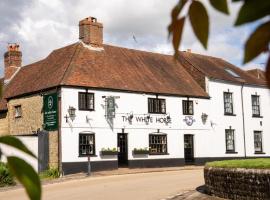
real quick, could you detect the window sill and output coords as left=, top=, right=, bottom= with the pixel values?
left=183, top=114, right=194, bottom=116
left=224, top=113, right=236, bottom=116
left=225, top=151, right=238, bottom=154
left=148, top=112, right=167, bottom=115
left=78, top=109, right=95, bottom=111
left=149, top=153, right=169, bottom=156
left=252, top=115, right=263, bottom=118
left=78, top=155, right=98, bottom=157
left=254, top=152, right=265, bottom=154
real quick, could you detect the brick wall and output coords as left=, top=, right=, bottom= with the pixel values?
left=8, top=94, right=59, bottom=168
left=0, top=112, right=8, bottom=136
left=204, top=166, right=270, bottom=200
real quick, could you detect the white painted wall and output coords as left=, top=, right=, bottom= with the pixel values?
left=0, top=136, right=38, bottom=171
left=60, top=87, right=212, bottom=162
left=60, top=80, right=270, bottom=164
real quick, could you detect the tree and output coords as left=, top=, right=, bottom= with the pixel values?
left=168, top=0, right=270, bottom=86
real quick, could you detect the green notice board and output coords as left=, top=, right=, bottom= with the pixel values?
left=43, top=93, right=58, bottom=131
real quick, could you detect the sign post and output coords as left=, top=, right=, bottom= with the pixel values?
left=43, top=93, right=58, bottom=131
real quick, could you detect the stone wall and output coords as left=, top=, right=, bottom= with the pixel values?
left=8, top=94, right=59, bottom=168
left=204, top=166, right=270, bottom=200
left=8, top=95, right=43, bottom=135
left=0, top=112, right=8, bottom=136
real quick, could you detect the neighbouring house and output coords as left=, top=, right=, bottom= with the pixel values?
left=0, top=17, right=269, bottom=175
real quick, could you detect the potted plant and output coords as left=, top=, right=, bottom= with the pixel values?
left=133, top=147, right=149, bottom=155
left=100, top=147, right=118, bottom=155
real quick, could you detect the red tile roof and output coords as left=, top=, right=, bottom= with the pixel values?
left=178, top=52, right=267, bottom=86
left=246, top=69, right=266, bottom=81
left=3, top=42, right=209, bottom=100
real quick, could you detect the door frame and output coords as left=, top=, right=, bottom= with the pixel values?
left=184, top=134, right=194, bottom=163
left=117, top=132, right=128, bottom=166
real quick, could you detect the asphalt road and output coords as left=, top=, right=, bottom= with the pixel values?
left=0, top=169, right=204, bottom=200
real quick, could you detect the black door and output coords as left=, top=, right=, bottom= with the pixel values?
left=117, top=133, right=128, bottom=166
left=184, top=135, right=194, bottom=163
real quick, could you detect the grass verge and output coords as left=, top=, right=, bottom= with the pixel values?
left=206, top=158, right=270, bottom=169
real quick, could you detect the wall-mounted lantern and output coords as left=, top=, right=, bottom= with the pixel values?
left=65, top=106, right=76, bottom=122
left=201, top=113, right=208, bottom=124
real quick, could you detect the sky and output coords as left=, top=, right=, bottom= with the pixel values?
left=0, top=0, right=268, bottom=76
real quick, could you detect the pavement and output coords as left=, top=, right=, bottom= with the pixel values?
left=0, top=166, right=225, bottom=200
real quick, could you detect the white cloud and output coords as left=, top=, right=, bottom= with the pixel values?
left=0, top=0, right=267, bottom=77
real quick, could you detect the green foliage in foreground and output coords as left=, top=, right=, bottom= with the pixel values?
left=206, top=158, right=270, bottom=169
left=0, top=162, right=15, bottom=187
left=39, top=168, right=60, bottom=179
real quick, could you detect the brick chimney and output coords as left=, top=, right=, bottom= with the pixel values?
left=79, top=17, right=103, bottom=47
left=4, top=43, right=22, bottom=81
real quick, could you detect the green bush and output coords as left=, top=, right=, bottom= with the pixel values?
left=0, top=162, right=15, bottom=187
left=40, top=168, right=60, bottom=179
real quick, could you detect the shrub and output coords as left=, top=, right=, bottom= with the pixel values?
left=0, top=162, right=15, bottom=187
left=40, top=168, right=60, bottom=179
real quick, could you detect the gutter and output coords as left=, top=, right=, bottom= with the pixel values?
left=241, top=84, right=247, bottom=158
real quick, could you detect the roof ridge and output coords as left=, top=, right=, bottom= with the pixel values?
left=60, top=43, right=81, bottom=85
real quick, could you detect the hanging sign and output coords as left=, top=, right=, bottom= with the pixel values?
left=106, top=96, right=116, bottom=119
left=43, top=93, right=58, bottom=131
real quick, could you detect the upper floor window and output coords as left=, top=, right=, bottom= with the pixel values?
left=224, top=92, right=234, bottom=115
left=79, top=133, right=95, bottom=156
left=225, top=128, right=235, bottom=153
left=149, top=134, right=167, bottom=155
left=14, top=105, right=22, bottom=118
left=254, top=131, right=263, bottom=153
left=78, top=92, right=94, bottom=111
left=182, top=100, right=193, bottom=115
left=251, top=95, right=260, bottom=117
left=148, top=98, right=166, bottom=114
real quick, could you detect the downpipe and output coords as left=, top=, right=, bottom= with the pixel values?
left=241, top=84, right=247, bottom=158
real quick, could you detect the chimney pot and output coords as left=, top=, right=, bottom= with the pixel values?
left=79, top=17, right=103, bottom=46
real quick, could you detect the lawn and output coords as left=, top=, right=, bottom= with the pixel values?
left=206, top=158, right=270, bottom=169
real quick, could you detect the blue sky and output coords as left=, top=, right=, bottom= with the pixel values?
left=0, top=0, right=268, bottom=76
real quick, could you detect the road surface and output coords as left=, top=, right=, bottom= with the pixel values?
left=0, top=169, right=204, bottom=200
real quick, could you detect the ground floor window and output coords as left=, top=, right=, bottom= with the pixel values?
left=254, top=131, right=263, bottom=153
left=225, top=129, right=235, bottom=153
left=79, top=133, right=95, bottom=156
left=149, top=134, right=167, bottom=155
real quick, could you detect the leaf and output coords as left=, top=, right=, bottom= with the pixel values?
left=235, top=0, right=270, bottom=26
left=189, top=0, right=209, bottom=49
left=244, top=21, right=270, bottom=63
left=170, top=17, right=186, bottom=58
left=7, top=156, right=41, bottom=200
left=171, top=0, right=188, bottom=21
left=168, top=0, right=188, bottom=38
left=0, top=136, right=36, bottom=158
left=209, top=0, right=229, bottom=15
left=266, top=54, right=270, bottom=88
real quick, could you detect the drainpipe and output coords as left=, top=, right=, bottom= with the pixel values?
left=57, top=87, right=63, bottom=175
left=241, top=84, right=247, bottom=158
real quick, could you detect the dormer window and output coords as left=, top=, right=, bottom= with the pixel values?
left=148, top=98, right=166, bottom=114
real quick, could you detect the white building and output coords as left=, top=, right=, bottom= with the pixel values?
left=1, top=17, right=269, bottom=174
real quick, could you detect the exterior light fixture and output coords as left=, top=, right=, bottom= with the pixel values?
left=166, top=114, right=171, bottom=121
left=201, top=113, right=208, bottom=124
left=65, top=106, right=76, bottom=122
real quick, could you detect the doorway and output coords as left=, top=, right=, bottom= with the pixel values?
left=117, top=133, right=128, bottom=166
left=184, top=134, right=194, bottom=163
